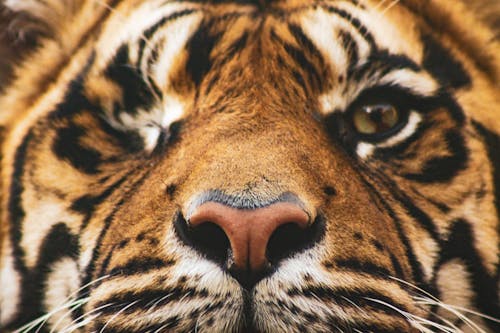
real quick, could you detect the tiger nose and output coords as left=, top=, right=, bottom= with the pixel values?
left=188, top=202, right=310, bottom=273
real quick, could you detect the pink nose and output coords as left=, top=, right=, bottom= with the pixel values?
left=189, top=202, right=310, bottom=272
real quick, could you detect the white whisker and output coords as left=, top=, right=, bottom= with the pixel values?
left=365, top=297, right=457, bottom=333
left=58, top=302, right=115, bottom=333
left=378, top=0, right=401, bottom=16
left=415, top=297, right=491, bottom=333
left=98, top=301, right=139, bottom=333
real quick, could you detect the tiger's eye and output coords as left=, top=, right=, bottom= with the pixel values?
left=352, top=104, right=400, bottom=135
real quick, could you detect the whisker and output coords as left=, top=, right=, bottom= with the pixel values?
left=98, top=300, right=139, bottom=333
left=391, top=276, right=498, bottom=331
left=379, top=0, right=401, bottom=16
left=365, top=297, right=457, bottom=333
left=415, top=297, right=500, bottom=324
left=373, top=0, right=392, bottom=11
left=58, top=302, right=116, bottom=333
left=13, top=298, right=89, bottom=333
left=415, top=297, right=492, bottom=333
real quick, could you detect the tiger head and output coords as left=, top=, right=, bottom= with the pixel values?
left=0, top=0, right=499, bottom=332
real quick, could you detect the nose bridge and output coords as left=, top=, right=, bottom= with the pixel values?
left=182, top=114, right=324, bottom=194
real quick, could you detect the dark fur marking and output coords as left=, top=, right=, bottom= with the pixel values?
left=438, top=220, right=499, bottom=331
left=422, top=34, right=472, bottom=89
left=185, top=21, right=224, bottom=86
left=95, top=287, right=208, bottom=316
left=338, top=29, right=359, bottom=71
left=389, top=252, right=406, bottom=278
left=105, top=44, right=155, bottom=117
left=165, top=183, right=177, bottom=198
left=52, top=126, right=102, bottom=174
left=355, top=169, right=427, bottom=285
left=371, top=169, right=441, bottom=241
left=74, top=169, right=152, bottom=320
left=353, top=232, right=363, bottom=240
left=137, top=9, right=198, bottom=70
left=270, top=28, right=321, bottom=92
left=323, top=186, right=337, bottom=196
left=371, top=239, right=385, bottom=252
left=322, top=5, right=376, bottom=50
left=9, top=223, right=78, bottom=331
left=215, top=31, right=249, bottom=68
left=8, top=130, right=33, bottom=276
left=288, top=285, right=409, bottom=317
left=335, top=259, right=393, bottom=278
left=351, top=50, right=420, bottom=82
left=472, top=121, right=500, bottom=223
left=49, top=53, right=96, bottom=120
left=404, top=130, right=469, bottom=183
left=107, top=257, right=175, bottom=277
left=71, top=171, right=131, bottom=231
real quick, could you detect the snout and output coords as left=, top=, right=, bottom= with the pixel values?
left=174, top=191, right=325, bottom=289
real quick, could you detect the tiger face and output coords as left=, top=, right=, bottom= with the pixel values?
left=0, top=0, right=499, bottom=332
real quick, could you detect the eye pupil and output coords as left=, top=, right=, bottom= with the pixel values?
left=352, top=104, right=399, bottom=135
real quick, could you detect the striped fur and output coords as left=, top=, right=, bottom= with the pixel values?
left=0, top=0, right=499, bottom=332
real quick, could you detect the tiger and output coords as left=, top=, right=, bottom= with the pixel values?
left=0, top=0, right=499, bottom=332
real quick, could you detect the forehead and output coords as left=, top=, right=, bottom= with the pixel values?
left=95, top=0, right=424, bottom=69
left=86, top=0, right=432, bottom=127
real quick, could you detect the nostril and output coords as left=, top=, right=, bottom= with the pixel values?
left=267, top=215, right=326, bottom=265
left=173, top=212, right=230, bottom=265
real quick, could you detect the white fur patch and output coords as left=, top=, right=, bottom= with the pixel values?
left=96, top=4, right=202, bottom=152
left=0, top=238, right=21, bottom=325
left=379, top=70, right=439, bottom=97
left=20, top=197, right=80, bottom=269
left=43, top=257, right=81, bottom=331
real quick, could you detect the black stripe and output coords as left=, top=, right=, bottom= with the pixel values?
left=49, top=53, right=96, bottom=120
left=203, top=31, right=249, bottom=95
left=338, top=29, right=360, bottom=72
left=422, top=33, right=471, bottom=89
left=94, top=286, right=209, bottom=316
left=73, top=168, right=152, bottom=320
left=355, top=168, right=427, bottom=286
left=52, top=125, right=102, bottom=174
left=472, top=121, right=500, bottom=224
left=216, top=31, right=249, bottom=67
left=322, top=5, right=376, bottom=50
left=10, top=223, right=78, bottom=331
left=287, top=23, right=324, bottom=63
left=146, top=9, right=197, bottom=40
left=269, top=29, right=311, bottom=91
left=71, top=171, right=131, bottom=230
left=350, top=50, right=421, bottom=82
left=403, top=130, right=469, bottom=183
left=374, top=120, right=433, bottom=158
left=106, top=257, right=175, bottom=277
left=288, top=285, right=410, bottom=317
left=335, top=259, right=393, bottom=278
left=8, top=130, right=33, bottom=276
left=83, top=170, right=150, bottom=283
left=137, top=9, right=198, bottom=67
left=371, top=168, right=441, bottom=241
left=105, top=44, right=155, bottom=117
left=185, top=20, right=224, bottom=86
left=439, top=220, right=500, bottom=332
left=288, top=23, right=327, bottom=91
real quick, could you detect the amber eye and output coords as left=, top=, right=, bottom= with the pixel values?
left=352, top=104, right=400, bottom=136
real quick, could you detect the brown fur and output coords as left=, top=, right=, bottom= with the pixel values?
left=0, top=0, right=499, bottom=332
